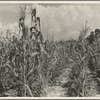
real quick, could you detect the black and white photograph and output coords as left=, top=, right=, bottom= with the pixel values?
left=0, top=1, right=100, bottom=97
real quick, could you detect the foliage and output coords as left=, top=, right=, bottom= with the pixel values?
left=0, top=5, right=100, bottom=97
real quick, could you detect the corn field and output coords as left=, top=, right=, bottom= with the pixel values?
left=0, top=4, right=100, bottom=97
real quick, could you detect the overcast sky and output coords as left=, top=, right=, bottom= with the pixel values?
left=0, top=3, right=100, bottom=40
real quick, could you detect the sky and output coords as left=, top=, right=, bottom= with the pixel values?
left=0, top=3, right=100, bottom=40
